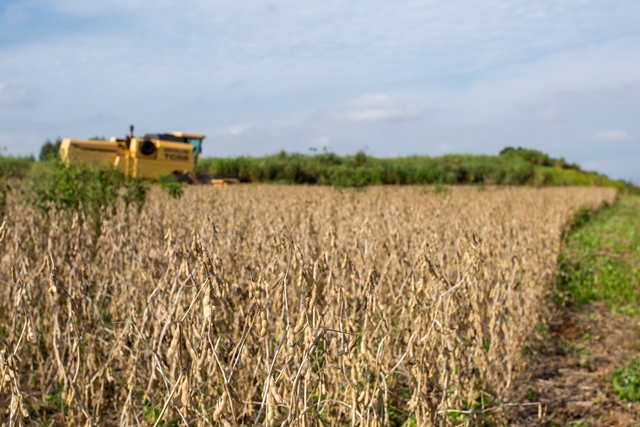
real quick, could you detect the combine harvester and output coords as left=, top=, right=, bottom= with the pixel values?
left=59, top=125, right=247, bottom=185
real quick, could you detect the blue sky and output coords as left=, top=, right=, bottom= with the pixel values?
left=1, top=0, right=639, bottom=180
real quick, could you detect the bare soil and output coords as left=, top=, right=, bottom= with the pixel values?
left=508, top=302, right=640, bottom=426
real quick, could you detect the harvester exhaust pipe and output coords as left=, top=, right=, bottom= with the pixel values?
left=125, top=124, right=134, bottom=148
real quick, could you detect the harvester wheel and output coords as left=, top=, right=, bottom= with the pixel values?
left=173, top=171, right=195, bottom=183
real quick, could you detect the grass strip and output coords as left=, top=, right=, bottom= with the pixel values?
left=557, top=196, right=640, bottom=404
left=557, top=196, right=640, bottom=315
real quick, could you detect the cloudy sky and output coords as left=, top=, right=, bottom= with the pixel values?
left=1, top=0, right=639, bottom=180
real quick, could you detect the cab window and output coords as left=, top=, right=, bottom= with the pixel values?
left=187, top=138, right=202, bottom=160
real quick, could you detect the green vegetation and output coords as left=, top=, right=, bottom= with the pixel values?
left=557, top=195, right=640, bottom=404
left=500, top=146, right=579, bottom=169
left=0, top=153, right=34, bottom=179
left=571, top=422, right=592, bottom=427
left=197, top=147, right=636, bottom=191
left=197, top=151, right=535, bottom=187
left=25, top=160, right=148, bottom=236
left=38, top=138, right=62, bottom=161
left=556, top=197, right=640, bottom=315
left=544, top=191, right=640, bottom=418
left=0, top=181, right=10, bottom=221
left=4, top=140, right=638, bottom=194
left=445, top=391, right=500, bottom=426
left=156, top=173, right=186, bottom=199
left=609, top=359, right=640, bottom=402
left=532, top=166, right=632, bottom=193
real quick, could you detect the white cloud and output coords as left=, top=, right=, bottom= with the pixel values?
left=212, top=121, right=293, bottom=140
left=335, top=95, right=419, bottom=123
left=213, top=123, right=257, bottom=138
left=595, top=130, right=631, bottom=141
left=1, top=1, right=640, bottom=179
left=226, top=126, right=246, bottom=137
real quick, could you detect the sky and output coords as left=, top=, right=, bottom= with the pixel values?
left=1, top=0, right=639, bottom=181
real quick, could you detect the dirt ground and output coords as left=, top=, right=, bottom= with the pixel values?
left=508, top=302, right=640, bottom=426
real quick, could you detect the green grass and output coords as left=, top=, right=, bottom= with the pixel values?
left=610, top=359, right=640, bottom=402
left=547, top=195, right=640, bottom=407
left=557, top=196, right=640, bottom=315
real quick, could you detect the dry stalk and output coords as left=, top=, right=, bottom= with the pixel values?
left=0, top=185, right=615, bottom=426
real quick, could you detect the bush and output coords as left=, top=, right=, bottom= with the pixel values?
left=197, top=152, right=536, bottom=187
left=0, top=154, right=33, bottom=179
left=26, top=160, right=148, bottom=235
left=197, top=149, right=639, bottom=191
left=500, top=146, right=553, bottom=166
left=532, top=167, right=628, bottom=193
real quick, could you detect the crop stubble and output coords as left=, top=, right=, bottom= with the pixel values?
left=0, top=185, right=616, bottom=426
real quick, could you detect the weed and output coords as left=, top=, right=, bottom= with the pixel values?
left=157, top=173, right=186, bottom=199
left=610, top=359, right=640, bottom=402
left=578, top=349, right=591, bottom=369
left=536, top=323, right=550, bottom=353
left=525, top=388, right=534, bottom=401
left=0, top=180, right=8, bottom=220
left=400, top=414, right=416, bottom=427
left=143, top=400, right=161, bottom=422
left=434, top=183, right=448, bottom=196
left=122, top=177, right=149, bottom=212
left=25, top=160, right=149, bottom=236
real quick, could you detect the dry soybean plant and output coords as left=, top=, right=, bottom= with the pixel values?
left=0, top=185, right=615, bottom=426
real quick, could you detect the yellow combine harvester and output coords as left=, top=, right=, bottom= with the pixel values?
left=59, top=126, right=245, bottom=185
